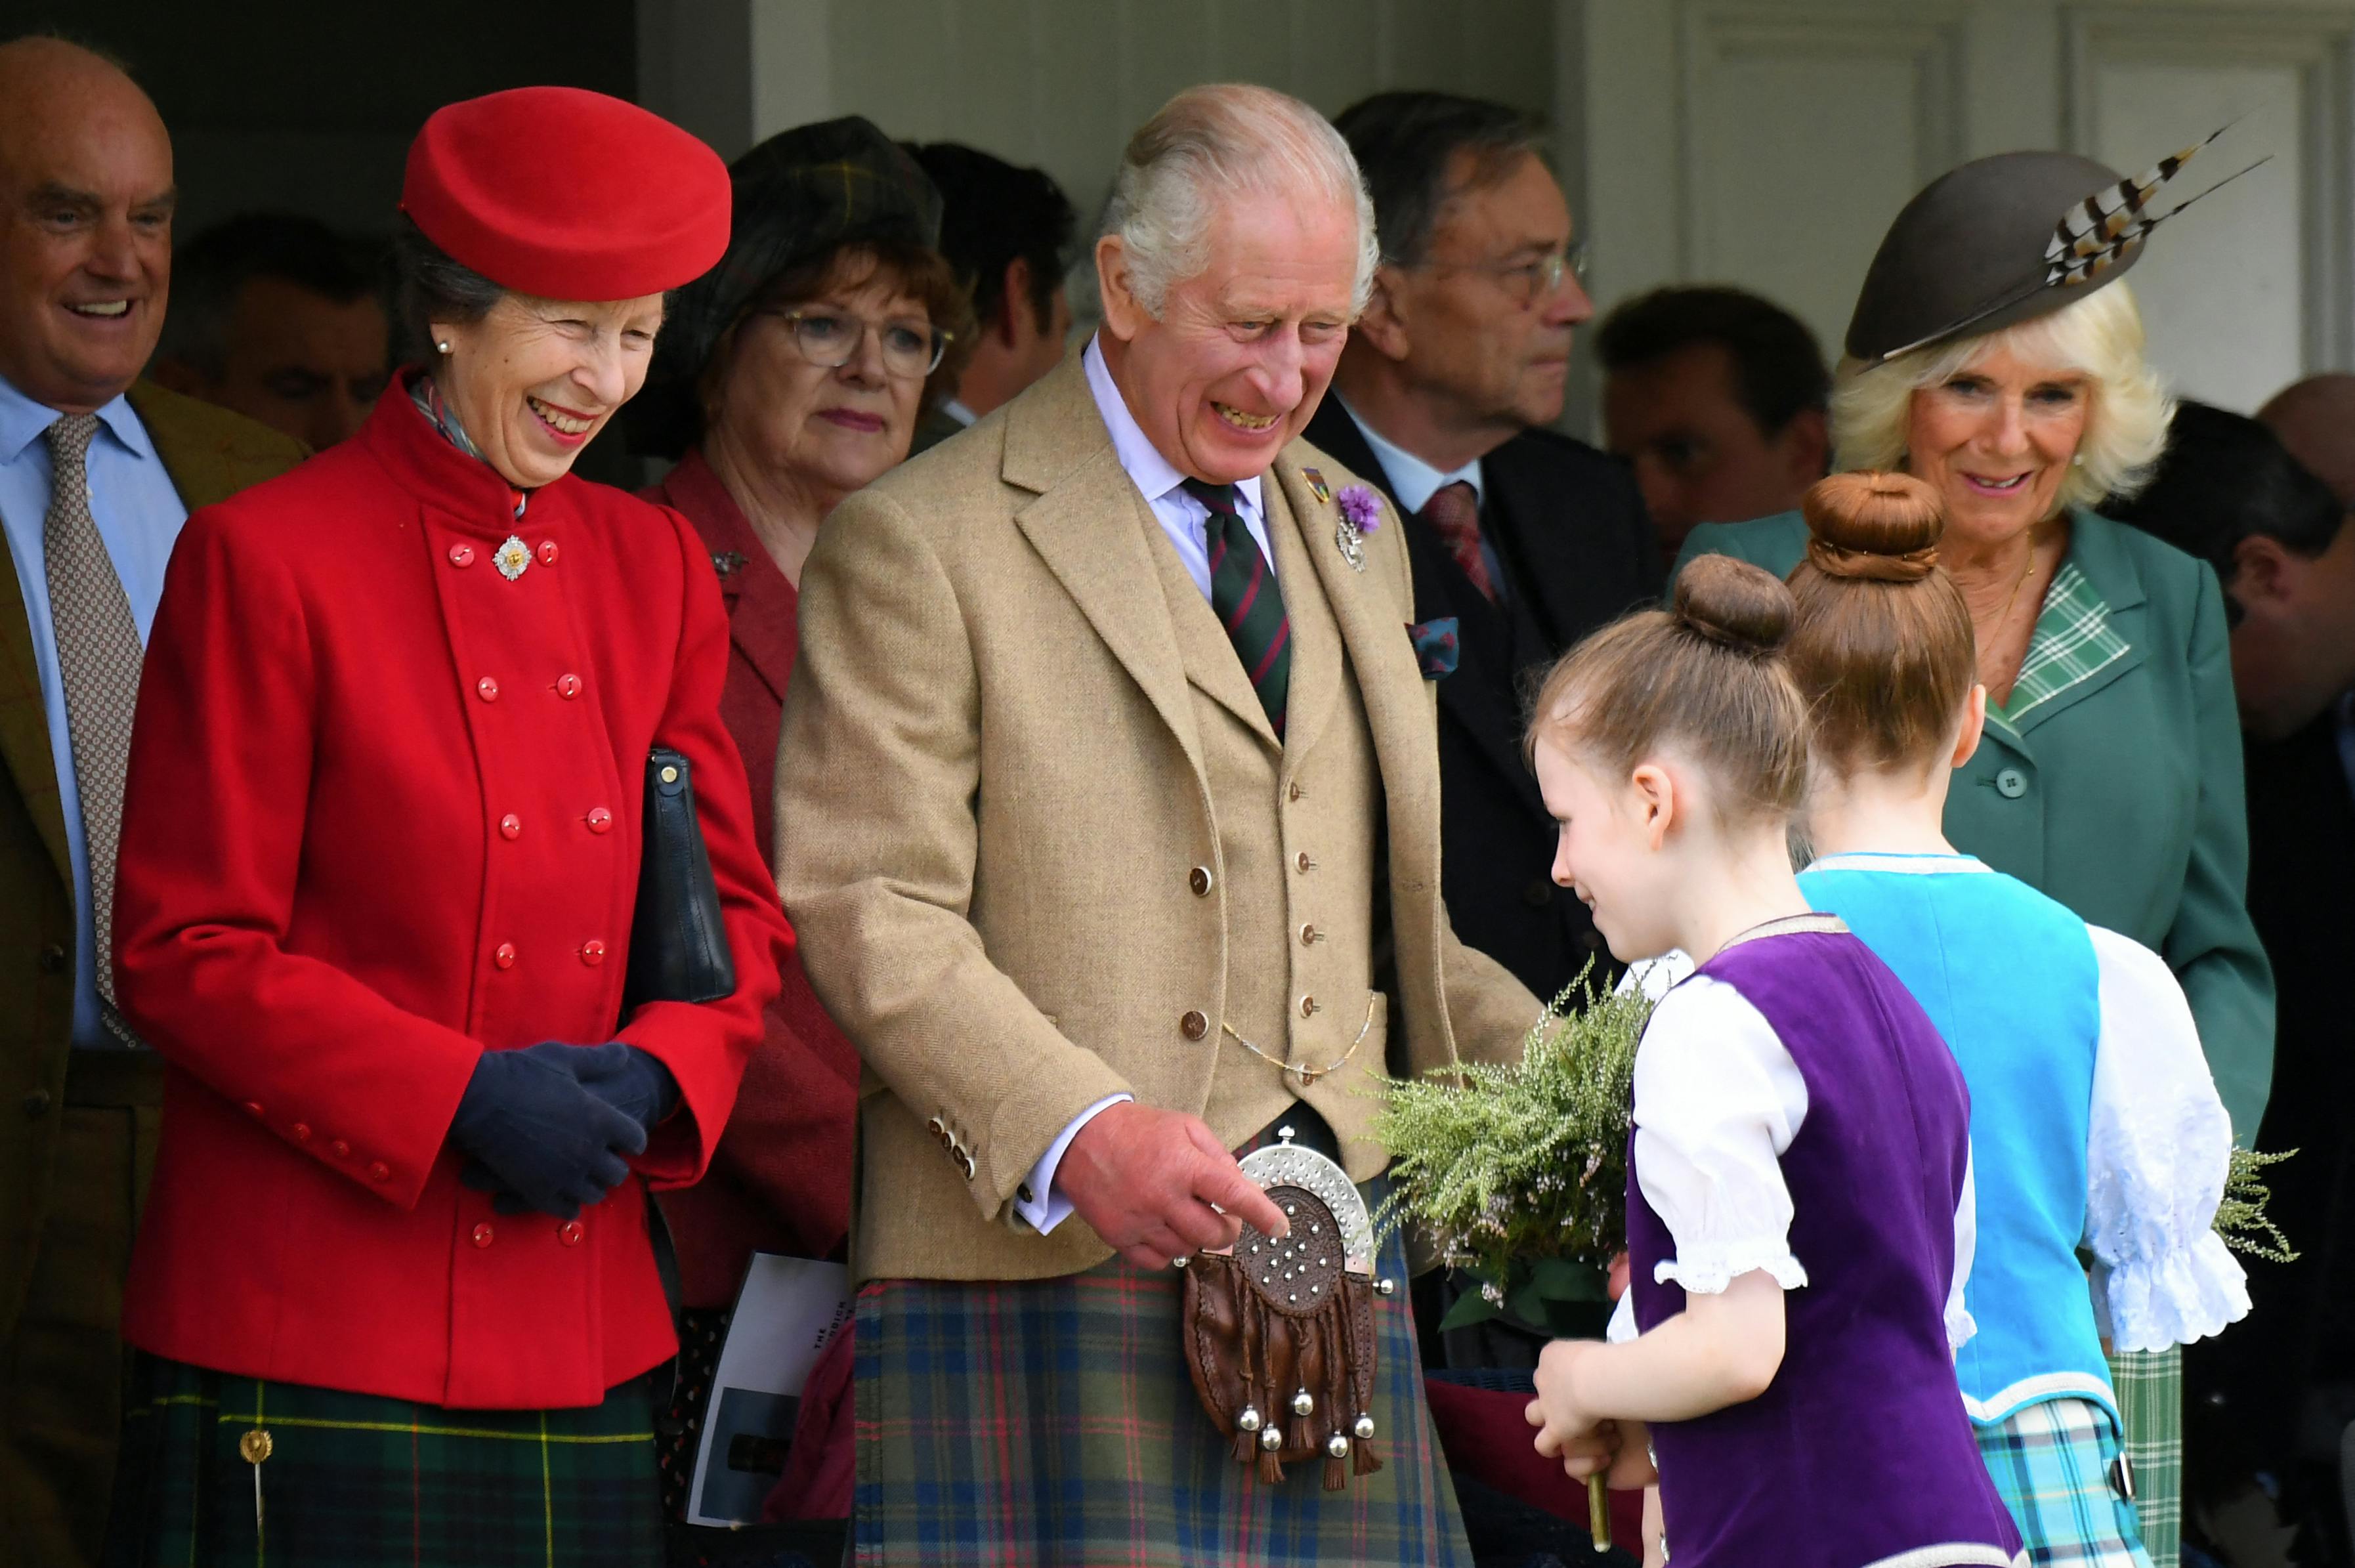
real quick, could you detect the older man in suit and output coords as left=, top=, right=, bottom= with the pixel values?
left=778, top=84, right=1538, bottom=1564
left=1307, top=93, right=1660, bottom=1019
left=0, top=38, right=303, bottom=1565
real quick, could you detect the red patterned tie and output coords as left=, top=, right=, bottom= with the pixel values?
left=1421, top=480, right=1495, bottom=603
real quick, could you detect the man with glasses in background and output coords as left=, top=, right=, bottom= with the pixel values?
left=1307, top=91, right=1659, bottom=1017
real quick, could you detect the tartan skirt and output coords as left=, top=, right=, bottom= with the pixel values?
left=1978, top=1398, right=2153, bottom=1568
left=2107, top=1347, right=2180, bottom=1568
left=853, top=1172, right=1470, bottom=1566
left=104, top=1353, right=666, bottom=1567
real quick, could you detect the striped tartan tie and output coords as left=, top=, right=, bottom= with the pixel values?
left=1181, top=478, right=1290, bottom=737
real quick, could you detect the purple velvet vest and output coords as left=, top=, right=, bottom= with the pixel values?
left=1628, top=924, right=2021, bottom=1567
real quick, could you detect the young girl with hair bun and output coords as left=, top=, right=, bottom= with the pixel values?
left=1784, top=471, right=2248, bottom=1567
left=1521, top=553, right=2023, bottom=1567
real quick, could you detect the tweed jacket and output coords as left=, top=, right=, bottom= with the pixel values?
left=0, top=381, right=303, bottom=1349
left=1678, top=507, right=2274, bottom=1142
left=776, top=355, right=1540, bottom=1284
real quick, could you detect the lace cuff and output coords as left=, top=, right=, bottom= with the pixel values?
left=1653, top=1245, right=1808, bottom=1297
left=2093, top=1229, right=2250, bottom=1353
left=1945, top=1299, right=1978, bottom=1355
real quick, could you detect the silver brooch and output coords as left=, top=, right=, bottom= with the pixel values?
left=493, top=535, right=532, bottom=582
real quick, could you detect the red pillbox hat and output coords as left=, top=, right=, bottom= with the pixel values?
left=402, top=87, right=731, bottom=301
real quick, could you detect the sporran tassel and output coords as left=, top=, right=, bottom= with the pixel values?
left=1354, top=1437, right=1382, bottom=1477
left=1323, top=1455, right=1347, bottom=1492
left=1259, top=1449, right=1286, bottom=1486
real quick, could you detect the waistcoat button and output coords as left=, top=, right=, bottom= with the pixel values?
left=448, top=543, right=475, bottom=568
left=557, top=673, right=583, bottom=699
left=1180, top=1010, right=1210, bottom=1041
left=585, top=807, right=613, bottom=834
left=37, top=943, right=66, bottom=973
left=559, top=1220, right=584, bottom=1246
left=1294, top=852, right=1313, bottom=873
left=499, top=813, right=522, bottom=840
left=477, top=676, right=499, bottom=702
left=1299, top=996, right=1319, bottom=1018
left=472, top=1223, right=494, bottom=1248
left=494, top=942, right=517, bottom=970
left=581, top=940, right=607, bottom=966
left=1189, top=866, right=1213, bottom=897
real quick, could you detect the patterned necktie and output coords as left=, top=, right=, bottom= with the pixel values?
left=43, top=413, right=146, bottom=1027
left=1421, top=480, right=1496, bottom=603
left=1181, top=478, right=1290, bottom=737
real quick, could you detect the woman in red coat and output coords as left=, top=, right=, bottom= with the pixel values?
left=626, top=114, right=968, bottom=1526
left=103, top=89, right=790, bottom=1567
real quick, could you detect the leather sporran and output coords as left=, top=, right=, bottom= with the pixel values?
left=1180, top=1127, right=1386, bottom=1491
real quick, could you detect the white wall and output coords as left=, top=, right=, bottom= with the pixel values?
left=644, top=0, right=2355, bottom=426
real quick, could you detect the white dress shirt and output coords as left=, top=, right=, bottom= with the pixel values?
left=941, top=398, right=978, bottom=429
left=1330, top=392, right=1484, bottom=515
left=1013, top=336, right=1286, bottom=1235
left=0, top=374, right=188, bottom=1049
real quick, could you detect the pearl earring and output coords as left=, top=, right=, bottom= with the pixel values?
left=436, top=340, right=452, bottom=354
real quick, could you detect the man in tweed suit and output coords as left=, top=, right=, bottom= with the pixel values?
left=778, top=83, right=1539, bottom=1563
left=0, top=38, right=303, bottom=1566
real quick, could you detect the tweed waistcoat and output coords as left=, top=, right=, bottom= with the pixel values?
left=1140, top=482, right=1386, bottom=1156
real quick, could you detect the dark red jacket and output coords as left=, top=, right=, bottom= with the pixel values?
left=640, top=448, right=859, bottom=1304
left=112, top=383, right=791, bottom=1408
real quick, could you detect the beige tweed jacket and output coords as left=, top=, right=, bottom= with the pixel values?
left=775, top=355, right=1540, bottom=1283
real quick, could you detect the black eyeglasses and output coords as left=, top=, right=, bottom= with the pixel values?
left=757, top=308, right=950, bottom=379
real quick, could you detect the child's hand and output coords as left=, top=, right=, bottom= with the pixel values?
left=1525, top=1337, right=1605, bottom=1469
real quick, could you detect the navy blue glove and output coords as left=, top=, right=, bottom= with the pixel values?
left=564, top=1042, right=681, bottom=1132
left=450, top=1042, right=646, bottom=1221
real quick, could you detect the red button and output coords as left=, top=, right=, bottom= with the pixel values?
left=244, top=1101, right=266, bottom=1119
left=537, top=540, right=560, bottom=566
left=585, top=807, right=613, bottom=835
left=366, top=1161, right=391, bottom=1183
left=471, top=1223, right=494, bottom=1248
left=291, top=1122, right=311, bottom=1142
left=329, top=1139, right=350, bottom=1158
left=556, top=673, right=583, bottom=700
left=558, top=1220, right=584, bottom=1247
left=580, top=939, right=606, bottom=967
left=448, top=543, right=475, bottom=568
left=494, top=942, right=517, bottom=970
left=477, top=676, right=499, bottom=702
left=499, top=813, right=522, bottom=840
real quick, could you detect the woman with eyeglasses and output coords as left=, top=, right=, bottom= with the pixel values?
left=626, top=115, right=969, bottom=1529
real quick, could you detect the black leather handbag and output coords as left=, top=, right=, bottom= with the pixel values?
left=623, top=746, right=737, bottom=1011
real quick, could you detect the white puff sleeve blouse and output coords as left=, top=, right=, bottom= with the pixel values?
left=2083, top=925, right=2251, bottom=1351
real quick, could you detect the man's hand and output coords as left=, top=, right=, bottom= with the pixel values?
left=1055, top=1102, right=1290, bottom=1269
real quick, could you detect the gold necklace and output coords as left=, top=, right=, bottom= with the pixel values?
left=1994, top=535, right=2041, bottom=627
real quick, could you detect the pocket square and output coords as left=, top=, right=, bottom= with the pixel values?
left=1407, top=617, right=1459, bottom=681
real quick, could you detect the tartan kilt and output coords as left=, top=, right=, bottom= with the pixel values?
left=1977, top=1397, right=2153, bottom=1568
left=853, top=1168, right=1470, bottom=1567
left=104, top=1353, right=666, bottom=1567
left=2107, top=1347, right=2180, bottom=1568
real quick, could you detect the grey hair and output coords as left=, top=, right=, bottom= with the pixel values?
left=1101, top=83, right=1378, bottom=319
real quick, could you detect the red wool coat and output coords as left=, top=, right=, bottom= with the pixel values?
left=112, top=381, right=792, bottom=1410
left=639, top=448, right=859, bottom=1303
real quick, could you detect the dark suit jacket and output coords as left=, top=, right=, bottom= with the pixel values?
left=1303, top=400, right=1662, bottom=1002
left=0, top=381, right=303, bottom=1346
left=2191, top=711, right=2355, bottom=1449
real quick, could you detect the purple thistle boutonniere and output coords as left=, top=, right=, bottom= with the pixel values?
left=1334, top=483, right=1381, bottom=572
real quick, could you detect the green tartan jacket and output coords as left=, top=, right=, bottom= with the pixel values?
left=0, top=381, right=304, bottom=1346
left=1676, top=506, right=2275, bottom=1143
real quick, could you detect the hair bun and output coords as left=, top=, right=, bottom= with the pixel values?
left=1672, top=554, right=1794, bottom=655
left=1802, top=471, right=1944, bottom=582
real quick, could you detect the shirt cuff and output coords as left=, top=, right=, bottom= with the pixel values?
left=1012, top=1093, right=1132, bottom=1235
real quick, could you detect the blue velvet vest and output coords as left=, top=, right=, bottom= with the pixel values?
left=1799, top=855, right=2115, bottom=1424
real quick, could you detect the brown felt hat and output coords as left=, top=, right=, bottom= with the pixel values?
left=1844, top=150, right=2136, bottom=364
